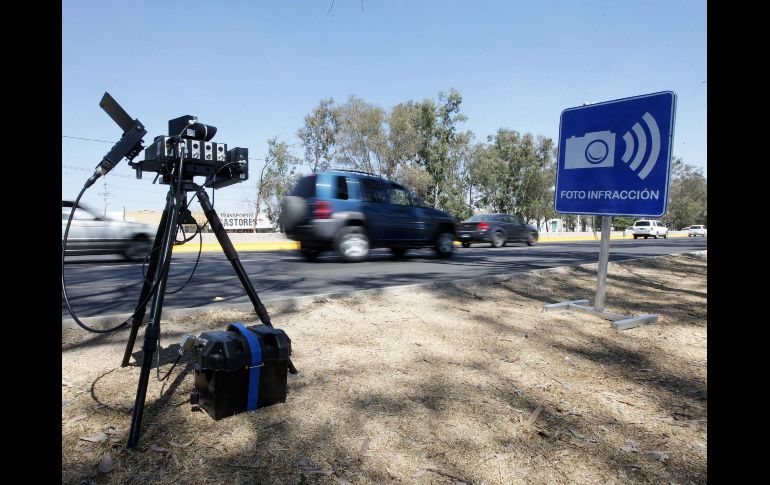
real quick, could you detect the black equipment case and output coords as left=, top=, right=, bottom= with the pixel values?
left=191, top=323, right=291, bottom=420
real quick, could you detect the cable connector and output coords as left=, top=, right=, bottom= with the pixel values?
left=178, top=334, right=207, bottom=355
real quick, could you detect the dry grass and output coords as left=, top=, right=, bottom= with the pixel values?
left=62, top=251, right=707, bottom=484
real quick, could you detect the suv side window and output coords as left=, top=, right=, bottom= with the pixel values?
left=510, top=215, right=523, bottom=225
left=336, top=176, right=348, bottom=200
left=389, top=184, right=411, bottom=206
left=361, top=178, right=387, bottom=204
left=290, top=175, right=316, bottom=198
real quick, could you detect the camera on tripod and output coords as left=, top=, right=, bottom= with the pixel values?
left=130, top=115, right=249, bottom=189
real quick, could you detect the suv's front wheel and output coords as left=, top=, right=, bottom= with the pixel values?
left=336, top=226, right=369, bottom=262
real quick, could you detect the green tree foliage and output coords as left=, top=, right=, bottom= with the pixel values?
left=612, top=216, right=636, bottom=231
left=663, top=158, right=707, bottom=229
left=296, top=98, right=340, bottom=173
left=335, top=95, right=387, bottom=175
left=471, top=130, right=556, bottom=225
left=563, top=215, right=578, bottom=231
left=253, top=137, right=301, bottom=230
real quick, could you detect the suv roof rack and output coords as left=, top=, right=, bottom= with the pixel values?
left=328, top=167, right=383, bottom=178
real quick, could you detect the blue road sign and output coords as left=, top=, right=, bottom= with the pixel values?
left=554, top=91, right=676, bottom=217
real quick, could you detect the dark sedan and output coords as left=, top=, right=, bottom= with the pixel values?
left=456, top=213, right=539, bottom=248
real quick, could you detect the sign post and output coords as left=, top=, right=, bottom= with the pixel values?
left=544, top=92, right=676, bottom=330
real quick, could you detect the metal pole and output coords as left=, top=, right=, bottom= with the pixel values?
left=594, top=216, right=612, bottom=311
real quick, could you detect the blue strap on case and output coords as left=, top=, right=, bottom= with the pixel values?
left=228, top=322, right=262, bottom=410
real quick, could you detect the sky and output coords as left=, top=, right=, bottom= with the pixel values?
left=62, top=0, right=707, bottom=216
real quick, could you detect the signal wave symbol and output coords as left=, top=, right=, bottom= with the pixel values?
left=620, top=112, right=660, bottom=180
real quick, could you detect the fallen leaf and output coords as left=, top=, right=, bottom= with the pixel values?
left=169, top=439, right=195, bottom=448
left=80, top=433, right=108, bottom=443
left=621, top=442, right=640, bottom=453
left=647, top=450, right=670, bottom=462
left=358, top=437, right=370, bottom=457
left=150, top=445, right=167, bottom=453
left=66, top=413, right=87, bottom=424
left=525, top=405, right=543, bottom=426
left=297, top=457, right=332, bottom=475
left=97, top=453, right=114, bottom=473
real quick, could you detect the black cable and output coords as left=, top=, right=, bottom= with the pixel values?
left=166, top=225, right=203, bottom=295
left=156, top=352, right=184, bottom=381
left=62, top=188, right=169, bottom=333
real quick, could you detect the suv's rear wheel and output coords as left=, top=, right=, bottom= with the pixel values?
left=526, top=231, right=538, bottom=246
left=435, top=231, right=455, bottom=258
left=336, top=226, right=369, bottom=262
left=124, top=236, right=152, bottom=262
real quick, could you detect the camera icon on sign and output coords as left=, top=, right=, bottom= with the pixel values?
left=564, top=131, right=616, bottom=169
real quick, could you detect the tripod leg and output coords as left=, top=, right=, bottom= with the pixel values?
left=127, top=186, right=183, bottom=449
left=121, top=207, right=172, bottom=367
left=196, top=187, right=297, bottom=374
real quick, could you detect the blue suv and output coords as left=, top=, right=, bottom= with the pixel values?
left=279, top=170, right=457, bottom=262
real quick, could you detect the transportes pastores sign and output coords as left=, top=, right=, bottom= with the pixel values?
left=554, top=91, right=676, bottom=217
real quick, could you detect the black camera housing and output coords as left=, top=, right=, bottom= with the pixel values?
left=128, top=115, right=248, bottom=189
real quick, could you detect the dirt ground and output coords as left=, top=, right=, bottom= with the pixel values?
left=62, top=251, right=707, bottom=485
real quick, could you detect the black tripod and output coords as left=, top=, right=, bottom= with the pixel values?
left=121, top=166, right=297, bottom=449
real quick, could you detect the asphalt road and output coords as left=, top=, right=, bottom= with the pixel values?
left=62, top=237, right=707, bottom=319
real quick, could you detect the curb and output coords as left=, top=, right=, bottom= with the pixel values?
left=170, top=233, right=693, bottom=253
left=62, top=249, right=706, bottom=332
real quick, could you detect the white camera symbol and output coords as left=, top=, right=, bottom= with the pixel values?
left=564, top=131, right=616, bottom=169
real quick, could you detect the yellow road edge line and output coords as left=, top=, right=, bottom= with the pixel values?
left=170, top=233, right=692, bottom=253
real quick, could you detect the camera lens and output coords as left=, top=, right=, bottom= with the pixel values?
left=585, top=140, right=609, bottom=164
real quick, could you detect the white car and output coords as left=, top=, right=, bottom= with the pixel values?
left=688, top=225, right=707, bottom=237
left=62, top=201, right=156, bottom=261
left=631, top=220, right=668, bottom=239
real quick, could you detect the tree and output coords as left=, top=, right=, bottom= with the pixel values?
left=335, top=95, right=387, bottom=175
left=408, top=90, right=469, bottom=214
left=663, top=158, right=707, bottom=229
left=297, top=98, right=340, bottom=173
left=251, top=137, right=301, bottom=231
left=471, top=129, right=556, bottom=225
left=613, top=216, right=635, bottom=231
left=579, top=215, right=590, bottom=232
left=383, top=101, right=420, bottom=180
left=563, top=215, right=577, bottom=231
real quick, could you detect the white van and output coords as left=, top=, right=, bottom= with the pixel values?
left=631, top=220, right=668, bottom=239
